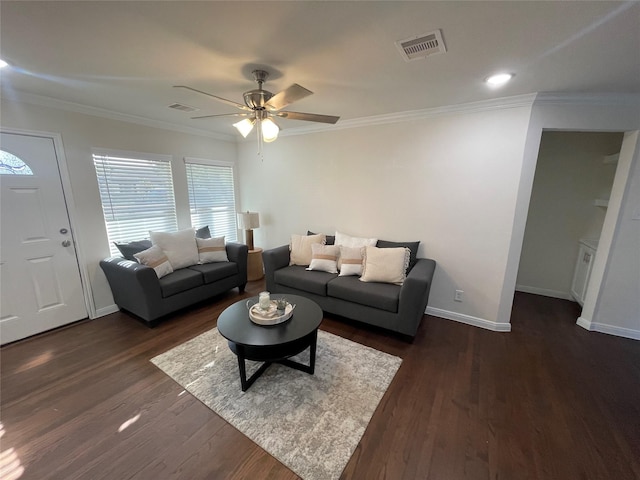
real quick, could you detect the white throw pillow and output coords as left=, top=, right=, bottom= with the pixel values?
left=290, top=233, right=325, bottom=266
left=150, top=228, right=199, bottom=269
left=334, top=231, right=378, bottom=248
left=338, top=246, right=364, bottom=276
left=134, top=245, right=174, bottom=279
left=196, top=236, right=228, bottom=263
left=307, top=244, right=339, bottom=273
left=334, top=231, right=377, bottom=268
left=360, top=246, right=410, bottom=285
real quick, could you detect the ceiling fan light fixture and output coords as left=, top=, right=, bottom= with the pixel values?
left=261, top=118, right=279, bottom=143
left=233, top=118, right=255, bottom=138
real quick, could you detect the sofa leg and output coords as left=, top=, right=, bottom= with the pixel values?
left=238, top=284, right=246, bottom=294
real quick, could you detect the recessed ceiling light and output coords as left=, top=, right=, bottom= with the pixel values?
left=485, top=73, right=514, bottom=87
left=0, top=59, right=8, bottom=69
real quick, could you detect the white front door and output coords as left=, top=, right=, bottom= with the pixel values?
left=0, top=132, right=87, bottom=344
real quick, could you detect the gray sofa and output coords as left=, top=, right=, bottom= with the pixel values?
left=100, top=243, right=248, bottom=326
left=263, top=244, right=436, bottom=338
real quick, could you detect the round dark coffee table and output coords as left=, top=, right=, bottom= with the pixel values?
left=217, top=294, right=323, bottom=391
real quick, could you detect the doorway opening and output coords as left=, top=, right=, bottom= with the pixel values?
left=515, top=131, right=624, bottom=315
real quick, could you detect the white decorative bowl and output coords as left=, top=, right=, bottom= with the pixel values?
left=248, top=301, right=295, bottom=326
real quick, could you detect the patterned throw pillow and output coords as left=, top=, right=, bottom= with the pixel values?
left=360, top=246, right=410, bottom=285
left=338, top=246, right=364, bottom=276
left=290, top=233, right=325, bottom=266
left=196, top=236, right=228, bottom=263
left=307, top=244, right=339, bottom=273
left=134, top=245, right=174, bottom=278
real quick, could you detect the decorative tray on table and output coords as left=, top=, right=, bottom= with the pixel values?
left=248, top=301, right=295, bottom=326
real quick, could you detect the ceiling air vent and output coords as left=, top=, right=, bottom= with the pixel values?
left=168, top=103, right=199, bottom=113
left=395, top=29, right=446, bottom=61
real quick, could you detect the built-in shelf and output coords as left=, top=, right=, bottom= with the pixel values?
left=603, top=153, right=619, bottom=164
left=594, top=198, right=609, bottom=207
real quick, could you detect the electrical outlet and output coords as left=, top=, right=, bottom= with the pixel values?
left=454, top=289, right=464, bottom=302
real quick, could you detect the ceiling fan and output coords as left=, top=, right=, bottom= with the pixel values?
left=174, top=69, right=340, bottom=143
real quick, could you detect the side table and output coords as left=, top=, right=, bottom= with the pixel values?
left=247, top=247, right=264, bottom=281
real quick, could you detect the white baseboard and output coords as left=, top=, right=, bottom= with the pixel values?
left=576, top=316, right=640, bottom=341
left=93, top=304, right=120, bottom=318
left=515, top=285, right=574, bottom=301
left=426, top=307, right=511, bottom=332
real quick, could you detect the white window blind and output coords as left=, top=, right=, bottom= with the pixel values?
left=93, top=151, right=178, bottom=256
left=185, top=159, right=237, bottom=242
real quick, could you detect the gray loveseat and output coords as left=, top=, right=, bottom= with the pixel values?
left=263, top=243, right=436, bottom=338
left=100, top=243, right=248, bottom=326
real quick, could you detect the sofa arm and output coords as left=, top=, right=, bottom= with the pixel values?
left=263, top=245, right=290, bottom=292
left=100, top=257, right=163, bottom=320
left=397, top=258, right=437, bottom=337
left=226, top=242, right=249, bottom=286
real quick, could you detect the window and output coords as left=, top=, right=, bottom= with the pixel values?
left=185, top=158, right=237, bottom=242
left=93, top=150, right=178, bottom=256
left=0, top=150, right=33, bottom=175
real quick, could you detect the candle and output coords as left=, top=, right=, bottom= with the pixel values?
left=259, top=291, right=270, bottom=310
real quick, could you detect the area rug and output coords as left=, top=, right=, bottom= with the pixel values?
left=151, top=328, right=402, bottom=480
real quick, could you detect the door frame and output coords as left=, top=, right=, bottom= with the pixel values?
left=1, top=127, right=96, bottom=320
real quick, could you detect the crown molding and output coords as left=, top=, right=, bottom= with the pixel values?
left=534, top=92, right=640, bottom=107
left=280, top=93, right=538, bottom=137
left=0, top=90, right=237, bottom=142
left=6, top=89, right=636, bottom=142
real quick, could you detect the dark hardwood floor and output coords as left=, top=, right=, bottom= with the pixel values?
left=2, top=282, right=639, bottom=480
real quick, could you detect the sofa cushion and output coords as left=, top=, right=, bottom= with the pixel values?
left=159, top=268, right=204, bottom=298
left=274, top=265, right=335, bottom=296
left=327, top=276, right=400, bottom=313
left=188, top=262, right=238, bottom=284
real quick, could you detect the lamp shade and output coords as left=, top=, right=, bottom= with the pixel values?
left=261, top=118, right=279, bottom=143
left=237, top=211, right=260, bottom=230
left=233, top=118, right=256, bottom=138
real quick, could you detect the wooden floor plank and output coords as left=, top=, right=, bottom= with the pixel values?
left=2, top=286, right=639, bottom=480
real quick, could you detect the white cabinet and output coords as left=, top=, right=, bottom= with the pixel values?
left=570, top=239, right=597, bottom=306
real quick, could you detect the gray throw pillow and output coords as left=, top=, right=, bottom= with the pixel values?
left=114, top=240, right=152, bottom=261
left=195, top=225, right=211, bottom=239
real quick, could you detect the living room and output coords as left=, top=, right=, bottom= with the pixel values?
left=1, top=2, right=639, bottom=479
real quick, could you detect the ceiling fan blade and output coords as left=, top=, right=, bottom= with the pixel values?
left=174, top=85, right=252, bottom=111
left=191, top=113, right=251, bottom=120
left=265, top=84, right=313, bottom=111
left=276, top=111, right=340, bottom=124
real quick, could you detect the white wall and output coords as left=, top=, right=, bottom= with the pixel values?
left=517, top=131, right=622, bottom=299
left=0, top=98, right=237, bottom=315
left=237, top=103, right=534, bottom=331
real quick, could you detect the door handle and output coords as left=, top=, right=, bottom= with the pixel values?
left=62, top=240, right=71, bottom=247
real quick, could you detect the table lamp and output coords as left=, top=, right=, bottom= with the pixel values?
left=237, top=211, right=260, bottom=251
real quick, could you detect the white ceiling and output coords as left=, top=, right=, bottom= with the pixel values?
left=1, top=1, right=639, bottom=139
